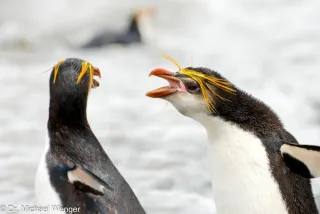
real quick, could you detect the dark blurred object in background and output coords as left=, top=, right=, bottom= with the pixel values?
left=81, top=8, right=155, bottom=49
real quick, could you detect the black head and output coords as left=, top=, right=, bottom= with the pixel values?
left=48, top=58, right=101, bottom=127
left=147, top=66, right=282, bottom=135
left=147, top=67, right=236, bottom=115
left=128, top=8, right=155, bottom=34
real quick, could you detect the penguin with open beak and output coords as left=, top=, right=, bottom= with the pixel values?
left=35, top=58, right=146, bottom=214
left=146, top=58, right=318, bottom=214
left=82, top=8, right=155, bottom=49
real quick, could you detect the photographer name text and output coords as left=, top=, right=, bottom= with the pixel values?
left=0, top=205, right=80, bottom=213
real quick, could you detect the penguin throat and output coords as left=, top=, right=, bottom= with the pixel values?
left=48, top=95, right=89, bottom=128
left=194, top=115, right=289, bottom=214
left=128, top=16, right=140, bottom=34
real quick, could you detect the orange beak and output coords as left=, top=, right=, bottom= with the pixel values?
left=135, top=7, right=156, bottom=20
left=146, top=68, right=186, bottom=98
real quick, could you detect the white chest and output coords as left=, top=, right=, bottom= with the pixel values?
left=35, top=135, right=64, bottom=214
left=196, top=116, right=289, bottom=214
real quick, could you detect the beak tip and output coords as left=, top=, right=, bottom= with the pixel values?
left=148, top=68, right=174, bottom=77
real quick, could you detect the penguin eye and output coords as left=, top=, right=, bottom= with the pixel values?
left=185, top=81, right=200, bottom=93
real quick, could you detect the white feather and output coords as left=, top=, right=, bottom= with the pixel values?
left=281, top=144, right=320, bottom=177
left=35, top=134, right=64, bottom=214
left=67, top=167, right=105, bottom=194
left=165, top=90, right=290, bottom=213
left=193, top=115, right=289, bottom=214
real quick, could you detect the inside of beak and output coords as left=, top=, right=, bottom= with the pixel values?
left=92, top=67, right=101, bottom=88
left=146, top=68, right=186, bottom=98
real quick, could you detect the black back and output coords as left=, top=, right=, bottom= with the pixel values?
left=47, top=58, right=146, bottom=214
left=82, top=14, right=141, bottom=48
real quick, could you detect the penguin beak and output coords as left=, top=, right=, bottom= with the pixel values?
left=92, top=67, right=101, bottom=88
left=136, top=7, right=156, bottom=20
left=146, top=68, right=186, bottom=98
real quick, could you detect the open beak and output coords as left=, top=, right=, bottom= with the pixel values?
left=92, top=67, right=101, bottom=88
left=146, top=68, right=186, bottom=98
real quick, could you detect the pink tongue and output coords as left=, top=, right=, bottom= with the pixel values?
left=178, top=80, right=186, bottom=92
left=168, top=79, right=186, bottom=92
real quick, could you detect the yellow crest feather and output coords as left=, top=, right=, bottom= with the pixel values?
left=162, top=54, right=236, bottom=112
left=52, top=60, right=94, bottom=87
left=161, top=53, right=181, bottom=70
left=53, top=59, right=65, bottom=83
left=76, top=61, right=94, bottom=87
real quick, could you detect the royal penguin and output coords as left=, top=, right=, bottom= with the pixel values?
left=146, top=57, right=318, bottom=214
left=36, top=58, right=146, bottom=214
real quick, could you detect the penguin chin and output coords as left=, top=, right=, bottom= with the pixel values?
left=138, top=15, right=153, bottom=44
left=165, top=92, right=209, bottom=118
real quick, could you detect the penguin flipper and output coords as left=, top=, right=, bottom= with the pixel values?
left=280, top=143, right=320, bottom=178
left=68, top=166, right=113, bottom=195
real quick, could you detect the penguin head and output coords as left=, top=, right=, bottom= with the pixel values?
left=129, top=7, right=156, bottom=43
left=146, top=66, right=236, bottom=118
left=48, top=58, right=101, bottom=124
left=49, top=58, right=101, bottom=101
left=132, top=7, right=155, bottom=28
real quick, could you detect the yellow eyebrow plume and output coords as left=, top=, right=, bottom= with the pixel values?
left=161, top=53, right=181, bottom=70
left=180, top=68, right=236, bottom=112
left=162, top=54, right=236, bottom=112
left=53, top=59, right=65, bottom=83
left=52, top=60, right=94, bottom=87
left=76, top=61, right=94, bottom=87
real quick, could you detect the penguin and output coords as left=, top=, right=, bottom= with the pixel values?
left=36, top=58, right=146, bottom=214
left=280, top=143, right=320, bottom=178
left=146, top=61, right=318, bottom=214
left=82, top=8, right=154, bottom=49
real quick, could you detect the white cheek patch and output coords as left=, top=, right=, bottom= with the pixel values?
left=166, top=92, right=208, bottom=116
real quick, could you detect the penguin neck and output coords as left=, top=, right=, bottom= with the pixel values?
left=128, top=17, right=140, bottom=36
left=193, top=114, right=289, bottom=214
left=48, top=94, right=89, bottom=129
left=127, top=15, right=152, bottom=43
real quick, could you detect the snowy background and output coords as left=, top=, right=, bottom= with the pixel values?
left=1, top=0, right=320, bottom=213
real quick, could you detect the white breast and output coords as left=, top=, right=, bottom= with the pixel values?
left=195, top=115, right=289, bottom=214
left=35, top=135, right=64, bottom=214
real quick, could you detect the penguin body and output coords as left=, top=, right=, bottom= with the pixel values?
left=146, top=66, right=318, bottom=214
left=35, top=58, right=146, bottom=214
left=204, top=117, right=288, bottom=214
left=81, top=23, right=141, bottom=48
left=82, top=8, right=154, bottom=49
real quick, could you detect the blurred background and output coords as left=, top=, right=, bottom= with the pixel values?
left=1, top=0, right=320, bottom=213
